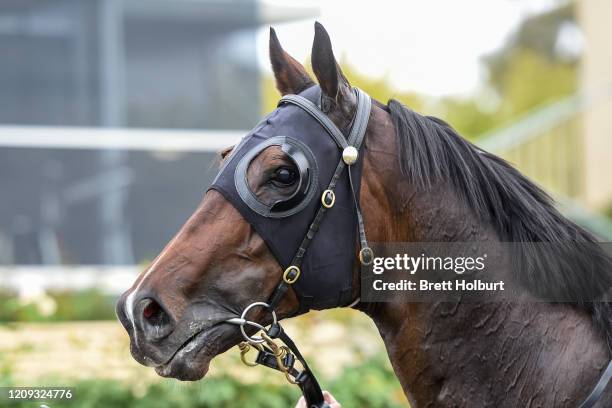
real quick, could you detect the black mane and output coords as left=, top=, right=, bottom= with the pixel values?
left=388, top=99, right=612, bottom=350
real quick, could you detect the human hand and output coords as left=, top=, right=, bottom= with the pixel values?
left=294, top=391, right=341, bottom=408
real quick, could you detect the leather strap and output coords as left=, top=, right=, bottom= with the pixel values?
left=278, top=330, right=329, bottom=408
left=269, top=155, right=348, bottom=310
left=347, top=88, right=371, bottom=147
left=279, top=95, right=348, bottom=150
left=579, top=359, right=612, bottom=408
left=250, top=322, right=329, bottom=407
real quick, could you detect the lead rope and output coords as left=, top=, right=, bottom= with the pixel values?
left=226, top=303, right=328, bottom=408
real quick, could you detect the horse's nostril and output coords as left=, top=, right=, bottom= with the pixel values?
left=137, top=298, right=174, bottom=341
left=143, top=299, right=160, bottom=320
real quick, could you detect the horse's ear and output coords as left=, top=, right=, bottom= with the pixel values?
left=311, top=22, right=353, bottom=114
left=269, top=27, right=314, bottom=96
left=220, top=145, right=234, bottom=160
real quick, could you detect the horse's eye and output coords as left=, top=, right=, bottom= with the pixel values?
left=271, top=167, right=298, bottom=186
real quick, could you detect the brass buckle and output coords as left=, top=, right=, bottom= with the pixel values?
left=359, top=247, right=374, bottom=265
left=283, top=265, right=300, bottom=284
left=321, top=189, right=335, bottom=208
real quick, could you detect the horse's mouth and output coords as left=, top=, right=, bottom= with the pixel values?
left=154, top=322, right=238, bottom=381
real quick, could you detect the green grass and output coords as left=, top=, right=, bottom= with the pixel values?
left=0, top=289, right=117, bottom=322
left=0, top=355, right=406, bottom=408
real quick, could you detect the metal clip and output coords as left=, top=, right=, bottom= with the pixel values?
left=261, top=332, right=299, bottom=385
left=239, top=341, right=263, bottom=367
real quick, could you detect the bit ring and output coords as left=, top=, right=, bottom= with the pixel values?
left=238, top=302, right=277, bottom=344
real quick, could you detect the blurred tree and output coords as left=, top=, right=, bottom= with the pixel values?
left=480, top=2, right=579, bottom=127
left=434, top=2, right=579, bottom=139
left=485, top=3, right=577, bottom=95
left=492, top=48, right=577, bottom=121
left=433, top=97, right=498, bottom=140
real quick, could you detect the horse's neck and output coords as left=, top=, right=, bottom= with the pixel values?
left=360, top=186, right=608, bottom=406
left=369, top=298, right=606, bottom=406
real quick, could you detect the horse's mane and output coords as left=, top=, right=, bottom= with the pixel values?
left=387, top=99, right=612, bottom=350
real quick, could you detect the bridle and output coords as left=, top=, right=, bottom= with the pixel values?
left=579, top=360, right=612, bottom=408
left=215, top=87, right=612, bottom=407
left=221, top=87, right=372, bottom=408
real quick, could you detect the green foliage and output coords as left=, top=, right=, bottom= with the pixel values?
left=0, top=289, right=116, bottom=322
left=484, top=3, right=577, bottom=94
left=327, top=355, right=405, bottom=408
left=442, top=4, right=578, bottom=138
left=437, top=48, right=578, bottom=139
left=491, top=49, right=577, bottom=125
left=0, top=356, right=406, bottom=408
left=434, top=97, right=498, bottom=140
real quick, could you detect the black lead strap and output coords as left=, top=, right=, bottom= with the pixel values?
left=257, top=323, right=327, bottom=407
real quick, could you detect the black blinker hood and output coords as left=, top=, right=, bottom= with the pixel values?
left=209, top=85, right=370, bottom=313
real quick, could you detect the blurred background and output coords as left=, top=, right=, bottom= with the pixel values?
left=0, top=0, right=611, bottom=407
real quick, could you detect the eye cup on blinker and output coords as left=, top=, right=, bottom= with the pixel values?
left=234, top=136, right=318, bottom=218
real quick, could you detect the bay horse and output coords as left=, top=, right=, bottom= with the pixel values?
left=117, top=23, right=612, bottom=407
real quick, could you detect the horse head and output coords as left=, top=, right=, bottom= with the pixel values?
left=115, top=23, right=387, bottom=381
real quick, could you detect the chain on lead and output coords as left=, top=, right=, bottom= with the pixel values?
left=238, top=333, right=299, bottom=385
left=238, top=341, right=262, bottom=367
left=261, top=332, right=299, bottom=385
left=226, top=302, right=300, bottom=385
